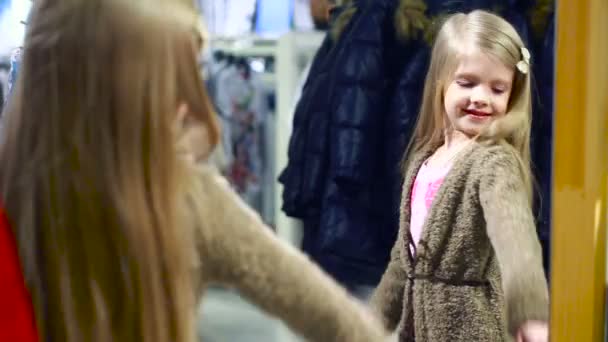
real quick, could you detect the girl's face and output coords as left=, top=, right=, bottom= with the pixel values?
left=443, top=49, right=515, bottom=138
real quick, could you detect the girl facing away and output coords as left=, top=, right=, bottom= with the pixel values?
left=370, top=10, right=549, bottom=342
left=0, top=0, right=395, bottom=341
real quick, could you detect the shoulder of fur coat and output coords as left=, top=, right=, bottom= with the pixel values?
left=331, top=0, right=429, bottom=43
left=183, top=165, right=395, bottom=342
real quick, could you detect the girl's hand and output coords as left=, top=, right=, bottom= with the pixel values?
left=384, top=331, right=399, bottom=342
left=516, top=321, right=548, bottom=342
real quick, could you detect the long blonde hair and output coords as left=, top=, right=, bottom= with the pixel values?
left=0, top=0, right=218, bottom=341
left=404, top=10, right=533, bottom=200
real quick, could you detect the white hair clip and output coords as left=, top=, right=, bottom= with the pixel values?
left=516, top=47, right=531, bottom=74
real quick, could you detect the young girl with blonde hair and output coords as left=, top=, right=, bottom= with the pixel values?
left=371, top=10, right=549, bottom=342
left=0, top=0, right=395, bottom=341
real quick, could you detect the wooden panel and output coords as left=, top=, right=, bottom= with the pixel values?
left=551, top=0, right=608, bottom=341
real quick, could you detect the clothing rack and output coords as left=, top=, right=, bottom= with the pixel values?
left=207, top=36, right=278, bottom=226
left=209, top=36, right=277, bottom=86
left=205, top=31, right=325, bottom=251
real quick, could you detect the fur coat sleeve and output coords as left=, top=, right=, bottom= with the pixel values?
left=188, top=166, right=392, bottom=342
left=479, top=148, right=549, bottom=335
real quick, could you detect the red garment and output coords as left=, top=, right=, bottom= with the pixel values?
left=0, top=209, right=39, bottom=341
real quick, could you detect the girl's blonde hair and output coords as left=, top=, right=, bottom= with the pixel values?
left=0, top=0, right=218, bottom=341
left=405, top=10, right=533, bottom=200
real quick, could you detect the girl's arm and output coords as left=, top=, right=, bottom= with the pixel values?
left=479, top=147, right=549, bottom=337
left=189, top=166, right=393, bottom=342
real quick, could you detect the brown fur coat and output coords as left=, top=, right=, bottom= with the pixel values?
left=184, top=165, right=394, bottom=341
left=370, top=143, right=549, bottom=341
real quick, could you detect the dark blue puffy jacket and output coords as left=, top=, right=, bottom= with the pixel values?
left=279, top=3, right=365, bottom=220
left=281, top=0, right=427, bottom=285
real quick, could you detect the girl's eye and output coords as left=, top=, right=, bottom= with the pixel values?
left=456, top=80, right=474, bottom=88
left=492, top=88, right=506, bottom=94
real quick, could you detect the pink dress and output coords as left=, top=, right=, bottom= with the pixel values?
left=409, top=161, right=451, bottom=256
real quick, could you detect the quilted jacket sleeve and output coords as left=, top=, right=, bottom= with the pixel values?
left=329, top=4, right=388, bottom=190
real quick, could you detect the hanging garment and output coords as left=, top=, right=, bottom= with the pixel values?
left=201, top=0, right=256, bottom=36
left=281, top=0, right=428, bottom=286
left=225, top=68, right=267, bottom=212
left=7, top=47, right=21, bottom=97
left=1, top=48, right=21, bottom=134
left=532, top=13, right=555, bottom=275
left=209, top=58, right=270, bottom=218
left=212, top=62, right=239, bottom=169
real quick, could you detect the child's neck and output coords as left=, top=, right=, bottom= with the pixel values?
left=426, top=130, right=472, bottom=168
left=444, top=130, right=472, bottom=149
